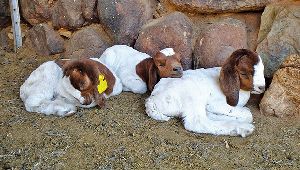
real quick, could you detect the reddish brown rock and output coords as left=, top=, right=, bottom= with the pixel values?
left=52, top=0, right=85, bottom=29
left=26, top=23, right=64, bottom=56
left=260, top=54, right=300, bottom=118
left=20, top=0, right=55, bottom=25
left=256, top=1, right=300, bottom=78
left=168, top=0, right=282, bottom=14
left=135, top=12, right=193, bottom=70
left=64, top=25, right=111, bottom=59
left=194, top=18, right=248, bottom=69
left=97, top=0, right=153, bottom=46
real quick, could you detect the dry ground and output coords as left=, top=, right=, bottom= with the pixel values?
left=0, top=48, right=299, bottom=169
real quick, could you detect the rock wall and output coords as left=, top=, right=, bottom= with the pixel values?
left=10, top=0, right=291, bottom=70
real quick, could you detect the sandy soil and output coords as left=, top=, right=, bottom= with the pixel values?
left=0, top=48, right=299, bottom=169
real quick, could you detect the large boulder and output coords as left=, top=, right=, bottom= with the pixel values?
left=20, top=0, right=55, bottom=25
left=260, top=54, right=300, bottom=118
left=97, top=0, right=153, bottom=46
left=25, top=23, right=64, bottom=56
left=168, top=0, right=282, bottom=14
left=64, top=25, right=111, bottom=59
left=256, top=1, right=300, bottom=78
left=52, top=0, right=85, bottom=29
left=135, top=12, right=193, bottom=70
left=194, top=18, right=247, bottom=68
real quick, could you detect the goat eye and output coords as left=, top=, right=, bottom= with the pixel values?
left=159, top=63, right=165, bottom=67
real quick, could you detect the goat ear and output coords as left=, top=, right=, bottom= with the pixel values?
left=136, top=58, right=158, bottom=92
left=219, top=65, right=240, bottom=106
left=147, top=64, right=158, bottom=92
left=153, top=52, right=166, bottom=67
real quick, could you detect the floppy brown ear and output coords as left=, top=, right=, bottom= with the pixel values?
left=153, top=52, right=167, bottom=67
left=147, top=64, right=159, bottom=92
left=219, top=65, right=240, bottom=106
left=136, top=58, right=159, bottom=92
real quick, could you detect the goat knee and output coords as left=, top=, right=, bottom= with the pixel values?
left=145, top=97, right=171, bottom=121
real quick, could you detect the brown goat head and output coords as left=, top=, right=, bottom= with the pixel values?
left=153, top=51, right=183, bottom=78
left=56, top=58, right=115, bottom=107
left=136, top=50, right=183, bottom=92
left=219, top=49, right=259, bottom=106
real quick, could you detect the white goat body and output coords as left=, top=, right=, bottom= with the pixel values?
left=20, top=58, right=122, bottom=116
left=99, top=45, right=150, bottom=94
left=145, top=68, right=255, bottom=137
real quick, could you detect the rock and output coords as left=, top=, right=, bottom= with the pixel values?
left=52, top=0, right=85, bottom=29
left=1, top=24, right=30, bottom=51
left=168, top=0, right=282, bottom=14
left=26, top=23, right=64, bottom=56
left=0, top=28, right=13, bottom=51
left=135, top=12, right=193, bottom=70
left=0, top=0, right=10, bottom=16
left=97, top=0, right=153, bottom=46
left=0, top=0, right=10, bottom=28
left=64, top=25, right=111, bottom=59
left=57, top=28, right=72, bottom=38
left=20, top=0, right=55, bottom=25
left=260, top=54, right=300, bottom=117
left=256, top=1, right=300, bottom=78
left=82, top=0, right=98, bottom=21
left=194, top=18, right=247, bottom=68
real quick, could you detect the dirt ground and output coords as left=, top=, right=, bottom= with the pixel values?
left=0, top=47, right=299, bottom=169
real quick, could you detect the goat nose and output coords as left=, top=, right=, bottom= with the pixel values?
left=258, top=86, right=265, bottom=91
left=173, top=67, right=182, bottom=72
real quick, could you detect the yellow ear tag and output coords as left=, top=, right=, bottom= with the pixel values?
left=97, top=74, right=108, bottom=94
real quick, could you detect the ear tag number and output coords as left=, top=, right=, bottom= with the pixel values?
left=97, top=74, right=108, bottom=94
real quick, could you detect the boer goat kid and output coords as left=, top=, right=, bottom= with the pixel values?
left=145, top=49, right=265, bottom=137
left=20, top=58, right=122, bottom=116
left=99, top=45, right=183, bottom=93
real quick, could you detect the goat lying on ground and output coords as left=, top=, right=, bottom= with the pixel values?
left=145, top=49, right=265, bottom=137
left=20, top=58, right=122, bottom=116
left=99, top=45, right=183, bottom=93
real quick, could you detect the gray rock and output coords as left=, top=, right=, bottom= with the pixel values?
left=97, top=0, right=153, bottom=46
left=256, top=1, right=300, bottom=78
left=64, top=25, right=111, bottom=59
left=52, top=0, right=85, bottom=29
left=20, top=0, right=53, bottom=25
left=26, top=23, right=65, bottom=56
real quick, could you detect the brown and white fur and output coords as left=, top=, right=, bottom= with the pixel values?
left=20, top=58, right=122, bottom=116
left=99, top=45, right=183, bottom=93
left=145, top=49, right=265, bottom=137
